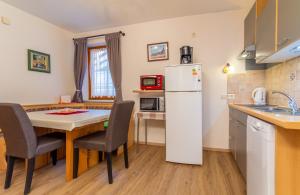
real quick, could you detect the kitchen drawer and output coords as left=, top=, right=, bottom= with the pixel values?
left=230, top=108, right=247, bottom=126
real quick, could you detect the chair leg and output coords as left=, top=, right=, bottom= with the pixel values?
left=112, top=149, right=118, bottom=156
left=4, top=156, right=15, bottom=189
left=50, top=149, right=57, bottom=166
left=73, top=148, right=79, bottom=179
left=123, top=143, right=129, bottom=168
left=24, top=158, right=35, bottom=194
left=106, top=152, right=113, bottom=184
left=98, top=151, right=103, bottom=162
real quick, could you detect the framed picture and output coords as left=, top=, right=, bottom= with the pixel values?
left=28, top=49, right=51, bottom=73
left=147, top=42, right=169, bottom=62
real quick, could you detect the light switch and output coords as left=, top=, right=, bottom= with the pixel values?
left=1, top=16, right=11, bottom=25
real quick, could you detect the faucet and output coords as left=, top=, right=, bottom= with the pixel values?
left=272, top=90, right=299, bottom=114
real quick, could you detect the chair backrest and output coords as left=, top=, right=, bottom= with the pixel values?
left=105, top=101, right=135, bottom=152
left=0, top=103, right=37, bottom=159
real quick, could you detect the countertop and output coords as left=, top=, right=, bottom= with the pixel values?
left=229, top=104, right=300, bottom=130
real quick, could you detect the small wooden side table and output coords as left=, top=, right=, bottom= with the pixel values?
left=136, top=112, right=165, bottom=151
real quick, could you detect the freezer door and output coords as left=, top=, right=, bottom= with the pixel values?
left=165, top=91, right=203, bottom=165
left=165, top=65, right=202, bottom=92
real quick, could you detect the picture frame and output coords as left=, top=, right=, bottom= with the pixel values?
left=28, top=49, right=51, bottom=73
left=147, top=42, right=169, bottom=62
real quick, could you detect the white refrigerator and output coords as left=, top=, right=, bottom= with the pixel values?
left=165, top=64, right=203, bottom=165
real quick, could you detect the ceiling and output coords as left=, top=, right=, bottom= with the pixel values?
left=1, top=0, right=255, bottom=33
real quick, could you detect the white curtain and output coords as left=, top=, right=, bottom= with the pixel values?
left=90, top=47, right=115, bottom=98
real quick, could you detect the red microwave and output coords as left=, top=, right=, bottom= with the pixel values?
left=140, top=75, right=164, bottom=90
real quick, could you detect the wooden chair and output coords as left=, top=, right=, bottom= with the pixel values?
left=0, top=103, right=65, bottom=194
left=73, top=101, right=134, bottom=184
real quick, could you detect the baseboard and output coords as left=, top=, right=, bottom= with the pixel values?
left=135, top=141, right=165, bottom=147
left=203, top=147, right=231, bottom=153
left=135, top=142, right=230, bottom=153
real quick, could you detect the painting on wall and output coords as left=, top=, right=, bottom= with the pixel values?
left=147, top=42, right=169, bottom=62
left=28, top=49, right=51, bottom=73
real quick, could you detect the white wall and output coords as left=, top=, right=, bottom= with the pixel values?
left=75, top=10, right=246, bottom=149
left=0, top=1, right=75, bottom=104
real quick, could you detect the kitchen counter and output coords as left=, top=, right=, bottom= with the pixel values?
left=229, top=103, right=300, bottom=195
left=229, top=104, right=300, bottom=130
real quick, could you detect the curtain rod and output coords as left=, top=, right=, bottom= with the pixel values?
left=73, top=31, right=125, bottom=40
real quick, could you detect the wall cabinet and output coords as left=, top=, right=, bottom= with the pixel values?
left=277, top=0, right=300, bottom=50
left=229, top=108, right=247, bottom=180
left=256, top=0, right=268, bottom=17
left=255, top=0, right=300, bottom=63
left=256, top=0, right=276, bottom=62
left=244, top=3, right=256, bottom=49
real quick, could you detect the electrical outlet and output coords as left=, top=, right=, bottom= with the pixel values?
left=221, top=94, right=236, bottom=100
left=227, top=94, right=236, bottom=100
left=290, top=72, right=296, bottom=81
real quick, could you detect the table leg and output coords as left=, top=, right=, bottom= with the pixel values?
left=145, top=119, right=148, bottom=145
left=0, top=137, right=6, bottom=170
left=66, top=131, right=74, bottom=181
left=137, top=118, right=140, bottom=152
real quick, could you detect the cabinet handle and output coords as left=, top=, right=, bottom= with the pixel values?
left=277, top=38, right=290, bottom=48
left=236, top=120, right=244, bottom=126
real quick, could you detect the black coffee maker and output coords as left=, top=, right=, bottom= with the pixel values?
left=180, top=46, right=193, bottom=64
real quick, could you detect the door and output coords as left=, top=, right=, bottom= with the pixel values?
left=244, top=3, right=256, bottom=48
left=140, top=98, right=158, bottom=111
left=247, top=117, right=275, bottom=195
left=229, top=110, right=236, bottom=159
left=165, top=65, right=202, bottom=92
left=165, top=91, right=202, bottom=165
left=256, top=0, right=277, bottom=62
left=235, top=121, right=247, bottom=180
left=277, top=0, right=300, bottom=50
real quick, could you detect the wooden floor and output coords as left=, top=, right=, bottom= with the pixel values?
left=0, top=145, right=246, bottom=195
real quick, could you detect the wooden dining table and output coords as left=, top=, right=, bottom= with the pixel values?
left=27, top=109, right=110, bottom=181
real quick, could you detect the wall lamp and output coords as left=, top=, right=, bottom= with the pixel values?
left=223, top=63, right=234, bottom=74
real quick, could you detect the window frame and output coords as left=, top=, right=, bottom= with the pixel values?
left=88, top=46, right=115, bottom=100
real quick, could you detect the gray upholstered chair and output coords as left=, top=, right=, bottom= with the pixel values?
left=73, top=101, right=135, bottom=184
left=0, top=103, right=65, bottom=194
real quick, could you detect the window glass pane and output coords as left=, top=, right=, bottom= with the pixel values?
left=90, top=47, right=115, bottom=98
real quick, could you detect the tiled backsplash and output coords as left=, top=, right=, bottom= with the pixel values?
left=227, top=70, right=265, bottom=104
left=228, top=57, right=300, bottom=107
left=265, top=57, right=300, bottom=107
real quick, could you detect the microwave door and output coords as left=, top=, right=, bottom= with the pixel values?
left=140, top=98, right=158, bottom=111
left=143, top=78, right=157, bottom=86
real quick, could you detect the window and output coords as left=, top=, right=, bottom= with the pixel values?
left=88, top=46, right=115, bottom=100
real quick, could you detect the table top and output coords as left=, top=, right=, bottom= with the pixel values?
left=27, top=109, right=110, bottom=131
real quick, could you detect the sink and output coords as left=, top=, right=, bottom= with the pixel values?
left=241, top=104, right=300, bottom=116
